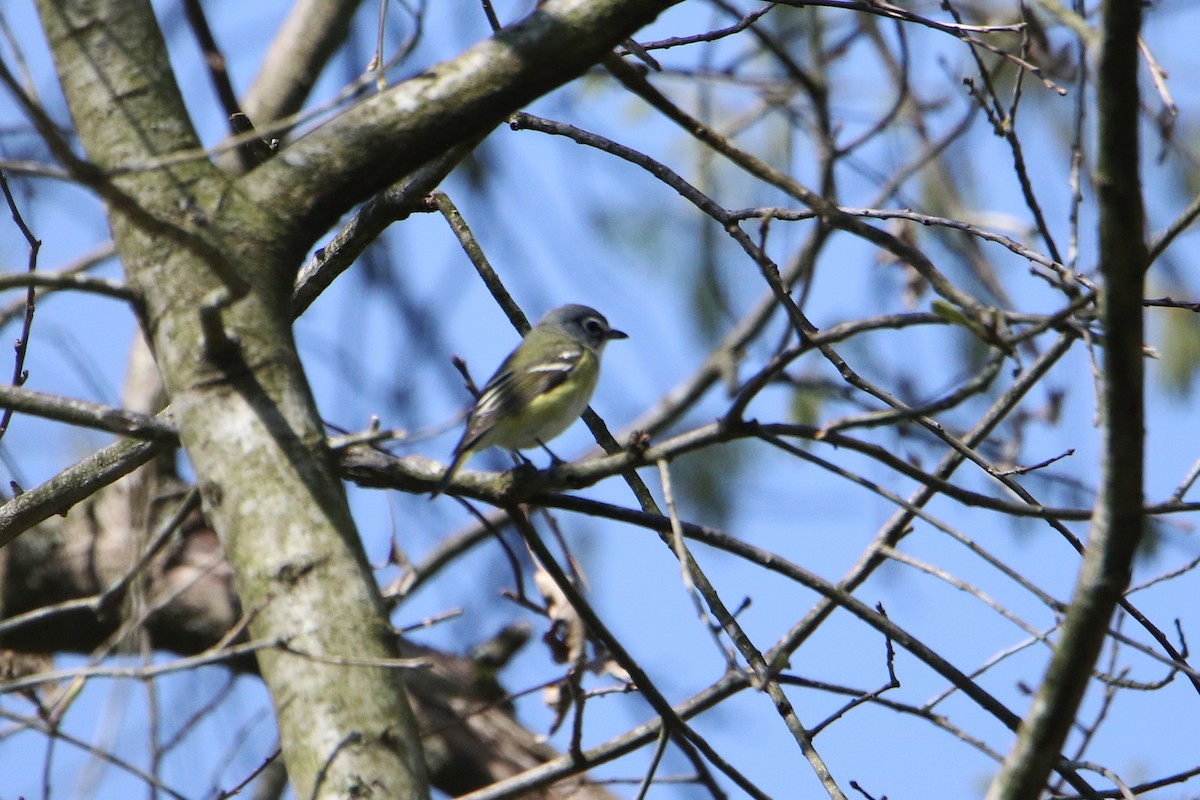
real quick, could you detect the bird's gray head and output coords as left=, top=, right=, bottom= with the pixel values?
left=539, top=304, right=628, bottom=349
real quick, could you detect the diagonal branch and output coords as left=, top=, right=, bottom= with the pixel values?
left=240, top=0, right=361, bottom=129
left=0, top=437, right=167, bottom=545
left=245, top=0, right=683, bottom=240
left=985, top=0, right=1148, bottom=797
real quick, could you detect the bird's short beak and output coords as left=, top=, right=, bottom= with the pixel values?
left=607, top=328, right=629, bottom=340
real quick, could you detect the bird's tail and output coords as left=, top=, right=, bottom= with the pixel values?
left=429, top=449, right=469, bottom=499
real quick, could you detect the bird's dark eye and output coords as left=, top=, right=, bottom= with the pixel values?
left=583, top=317, right=605, bottom=336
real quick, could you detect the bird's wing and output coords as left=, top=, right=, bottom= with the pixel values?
left=459, top=345, right=584, bottom=451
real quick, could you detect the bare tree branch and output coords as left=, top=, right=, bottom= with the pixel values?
left=245, top=0, right=684, bottom=241
left=986, top=0, right=1149, bottom=796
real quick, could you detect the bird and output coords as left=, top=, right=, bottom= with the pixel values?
left=431, top=304, right=627, bottom=497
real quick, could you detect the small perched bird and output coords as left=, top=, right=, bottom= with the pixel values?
left=431, top=304, right=627, bottom=497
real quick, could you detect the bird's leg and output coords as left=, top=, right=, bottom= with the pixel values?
left=508, top=449, right=538, bottom=477
left=537, top=440, right=566, bottom=468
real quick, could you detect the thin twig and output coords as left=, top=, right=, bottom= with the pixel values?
left=0, top=170, right=41, bottom=444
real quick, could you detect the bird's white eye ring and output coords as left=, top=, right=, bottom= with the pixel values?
left=583, top=317, right=605, bottom=335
